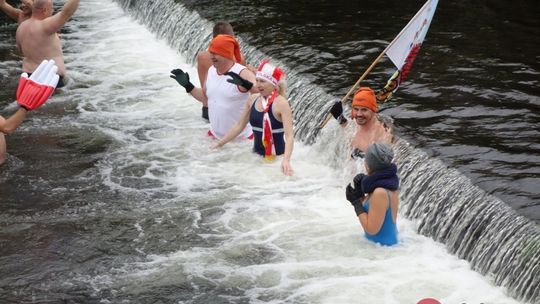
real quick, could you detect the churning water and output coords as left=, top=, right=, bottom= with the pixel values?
left=0, top=0, right=537, bottom=303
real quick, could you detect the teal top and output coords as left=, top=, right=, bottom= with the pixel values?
left=364, top=190, right=398, bottom=246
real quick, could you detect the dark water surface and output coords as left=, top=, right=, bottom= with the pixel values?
left=179, top=0, right=540, bottom=220
left=0, top=0, right=539, bottom=303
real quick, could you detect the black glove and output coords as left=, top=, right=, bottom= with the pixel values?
left=352, top=200, right=367, bottom=216
left=346, top=184, right=367, bottom=216
left=352, top=173, right=366, bottom=193
left=225, top=71, right=253, bottom=91
left=346, top=183, right=364, bottom=204
left=346, top=172, right=368, bottom=216
left=329, top=101, right=347, bottom=125
left=202, top=106, right=209, bottom=120
left=170, top=68, right=195, bottom=93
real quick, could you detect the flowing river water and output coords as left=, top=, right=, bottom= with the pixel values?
left=0, top=0, right=538, bottom=303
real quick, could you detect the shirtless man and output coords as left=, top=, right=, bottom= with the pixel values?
left=330, top=87, right=393, bottom=157
left=0, top=0, right=33, bottom=24
left=16, top=0, right=80, bottom=87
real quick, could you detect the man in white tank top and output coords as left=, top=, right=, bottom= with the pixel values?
left=170, top=34, right=257, bottom=139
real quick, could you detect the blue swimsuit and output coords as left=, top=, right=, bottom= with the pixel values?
left=249, top=96, right=285, bottom=156
left=364, top=190, right=398, bottom=246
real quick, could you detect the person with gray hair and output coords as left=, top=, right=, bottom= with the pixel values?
left=345, top=142, right=400, bottom=246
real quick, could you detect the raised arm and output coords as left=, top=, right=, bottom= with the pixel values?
left=170, top=68, right=208, bottom=104
left=239, top=68, right=259, bottom=94
left=42, top=0, right=80, bottom=35
left=189, top=86, right=208, bottom=104
left=0, top=0, right=22, bottom=21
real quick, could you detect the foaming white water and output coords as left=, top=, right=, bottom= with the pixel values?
left=59, top=1, right=524, bottom=303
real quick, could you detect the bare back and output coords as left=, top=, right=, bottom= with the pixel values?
left=15, top=0, right=80, bottom=76
left=17, top=18, right=65, bottom=75
left=197, top=50, right=212, bottom=87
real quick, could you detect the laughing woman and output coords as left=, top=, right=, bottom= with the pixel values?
left=212, top=60, right=294, bottom=176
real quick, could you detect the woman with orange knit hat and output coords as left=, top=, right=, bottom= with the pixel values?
left=170, top=34, right=257, bottom=140
left=329, top=87, right=393, bottom=157
left=211, top=60, right=294, bottom=176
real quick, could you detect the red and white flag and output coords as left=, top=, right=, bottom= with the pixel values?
left=377, top=0, right=438, bottom=102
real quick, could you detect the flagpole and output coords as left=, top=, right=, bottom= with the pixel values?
left=319, top=0, right=435, bottom=129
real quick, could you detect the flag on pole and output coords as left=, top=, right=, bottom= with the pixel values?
left=320, top=0, right=439, bottom=129
left=376, top=0, right=439, bottom=102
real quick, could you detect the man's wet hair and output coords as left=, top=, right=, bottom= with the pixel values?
left=213, top=21, right=234, bottom=37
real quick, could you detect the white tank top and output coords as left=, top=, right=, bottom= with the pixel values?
left=205, top=63, right=253, bottom=139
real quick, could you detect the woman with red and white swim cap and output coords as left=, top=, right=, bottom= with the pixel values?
left=212, top=59, right=294, bottom=176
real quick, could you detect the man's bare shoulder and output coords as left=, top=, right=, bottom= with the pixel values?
left=197, top=51, right=211, bottom=62
left=17, top=18, right=46, bottom=35
left=16, top=18, right=30, bottom=32
left=239, top=66, right=255, bottom=79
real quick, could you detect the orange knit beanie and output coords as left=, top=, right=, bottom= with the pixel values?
left=208, top=34, right=242, bottom=63
left=352, top=87, right=377, bottom=112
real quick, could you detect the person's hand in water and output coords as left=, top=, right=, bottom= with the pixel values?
left=281, top=158, right=293, bottom=176
left=210, top=141, right=224, bottom=150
